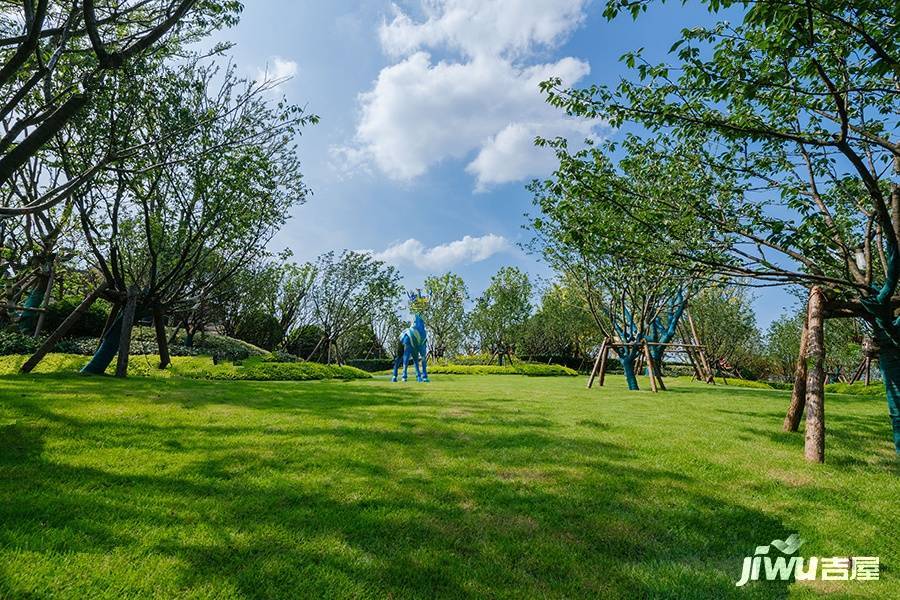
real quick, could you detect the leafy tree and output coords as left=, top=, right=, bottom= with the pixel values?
left=518, top=282, right=596, bottom=360
left=422, top=272, right=468, bottom=358
left=528, top=167, right=702, bottom=388
left=217, top=261, right=281, bottom=344
left=67, top=56, right=313, bottom=375
left=0, top=0, right=242, bottom=217
left=767, top=312, right=806, bottom=383
left=767, top=308, right=865, bottom=382
left=371, top=298, right=405, bottom=358
left=271, top=261, right=316, bottom=343
left=306, top=251, right=401, bottom=364
left=541, top=0, right=900, bottom=456
left=336, top=323, right=385, bottom=360
left=469, top=267, right=532, bottom=364
left=689, top=285, right=761, bottom=375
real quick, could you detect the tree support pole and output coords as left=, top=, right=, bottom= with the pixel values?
left=686, top=310, right=714, bottom=383
left=20, top=282, right=109, bottom=373
left=642, top=341, right=658, bottom=393
left=587, top=338, right=608, bottom=388
left=804, top=286, right=826, bottom=463
left=598, top=341, right=610, bottom=387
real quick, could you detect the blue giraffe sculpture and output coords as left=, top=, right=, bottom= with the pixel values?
left=392, top=290, right=429, bottom=383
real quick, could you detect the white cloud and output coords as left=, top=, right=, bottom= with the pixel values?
left=255, top=56, right=299, bottom=87
left=466, top=119, right=596, bottom=191
left=372, top=234, right=510, bottom=270
left=379, top=0, right=589, bottom=59
left=338, top=0, right=600, bottom=190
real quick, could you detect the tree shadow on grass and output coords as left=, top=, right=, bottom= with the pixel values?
left=0, top=406, right=798, bottom=599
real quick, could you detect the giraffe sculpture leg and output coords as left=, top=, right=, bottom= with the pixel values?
left=413, top=355, right=422, bottom=382
left=420, top=353, right=429, bottom=382
left=401, top=345, right=412, bottom=382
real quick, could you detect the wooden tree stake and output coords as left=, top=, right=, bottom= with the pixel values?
left=587, top=338, right=608, bottom=388
left=642, top=341, right=658, bottom=393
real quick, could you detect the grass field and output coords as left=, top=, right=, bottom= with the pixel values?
left=1, top=373, right=897, bottom=599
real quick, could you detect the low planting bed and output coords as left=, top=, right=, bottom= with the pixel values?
left=0, top=354, right=370, bottom=381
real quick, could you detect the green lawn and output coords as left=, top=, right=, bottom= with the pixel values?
left=1, top=373, right=897, bottom=599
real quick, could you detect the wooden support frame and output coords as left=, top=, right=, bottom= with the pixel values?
left=586, top=306, right=717, bottom=392
left=590, top=338, right=706, bottom=392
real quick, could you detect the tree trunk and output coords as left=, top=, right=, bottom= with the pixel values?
left=804, top=286, right=826, bottom=463
left=115, top=291, right=138, bottom=378
left=82, top=313, right=123, bottom=374
left=876, top=339, right=900, bottom=455
left=153, top=306, right=170, bottom=369
left=16, top=286, right=45, bottom=334
left=783, top=301, right=810, bottom=432
left=168, top=320, right=183, bottom=345
left=20, top=282, right=108, bottom=373
left=619, top=353, right=639, bottom=391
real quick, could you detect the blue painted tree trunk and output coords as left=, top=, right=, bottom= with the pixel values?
left=620, top=354, right=639, bottom=390
left=81, top=312, right=123, bottom=375
left=647, top=294, right=686, bottom=376
left=877, top=343, right=900, bottom=454
left=17, top=288, right=44, bottom=334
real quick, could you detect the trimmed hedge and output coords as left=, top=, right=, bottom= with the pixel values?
left=346, top=358, right=395, bottom=372
left=422, top=363, right=578, bottom=377
left=824, top=381, right=885, bottom=397
left=711, top=377, right=773, bottom=390
left=0, top=354, right=370, bottom=382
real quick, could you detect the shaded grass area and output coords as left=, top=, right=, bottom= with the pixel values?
left=1, top=373, right=897, bottom=598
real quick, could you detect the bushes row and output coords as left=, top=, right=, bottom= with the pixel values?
left=1, top=328, right=264, bottom=360
left=425, top=363, right=578, bottom=376
left=0, top=354, right=370, bottom=382
left=824, top=381, right=885, bottom=397
left=345, top=358, right=395, bottom=372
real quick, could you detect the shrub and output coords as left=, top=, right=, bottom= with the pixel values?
left=169, top=330, right=266, bottom=361
left=233, top=310, right=283, bottom=350
left=0, top=331, right=38, bottom=355
left=424, top=363, right=578, bottom=377
left=260, top=349, right=301, bottom=363
left=284, top=324, right=326, bottom=361
left=440, top=353, right=498, bottom=366
left=824, top=381, right=885, bottom=397
left=0, top=353, right=370, bottom=381
left=712, top=377, right=773, bottom=390
left=42, top=297, right=110, bottom=338
left=345, top=358, right=395, bottom=372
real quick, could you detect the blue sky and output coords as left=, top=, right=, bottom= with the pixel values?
left=214, top=0, right=797, bottom=329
